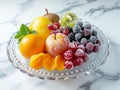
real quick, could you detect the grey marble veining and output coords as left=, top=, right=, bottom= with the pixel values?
left=56, top=0, right=98, bottom=14
left=0, top=0, right=120, bottom=90
left=85, top=1, right=120, bottom=17
left=77, top=69, right=120, bottom=90
left=0, top=0, right=35, bottom=26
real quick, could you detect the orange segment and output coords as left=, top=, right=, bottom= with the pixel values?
left=54, top=55, right=65, bottom=70
left=29, top=53, right=47, bottom=70
left=42, top=54, right=55, bottom=71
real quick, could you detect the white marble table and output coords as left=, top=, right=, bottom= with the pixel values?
left=0, top=0, right=120, bottom=90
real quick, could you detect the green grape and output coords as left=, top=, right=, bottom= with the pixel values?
left=60, top=12, right=78, bottom=28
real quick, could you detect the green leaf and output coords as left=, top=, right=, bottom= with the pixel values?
left=14, top=24, right=38, bottom=43
left=14, top=31, right=22, bottom=39
left=24, top=24, right=31, bottom=34
left=18, top=35, right=25, bottom=43
left=20, top=24, right=26, bottom=35
left=20, top=24, right=30, bottom=35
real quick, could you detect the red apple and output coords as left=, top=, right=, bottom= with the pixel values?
left=46, top=33, right=70, bottom=56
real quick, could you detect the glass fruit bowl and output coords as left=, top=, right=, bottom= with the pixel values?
left=7, top=20, right=109, bottom=80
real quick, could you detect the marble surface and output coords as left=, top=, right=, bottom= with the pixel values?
left=0, top=0, right=120, bottom=90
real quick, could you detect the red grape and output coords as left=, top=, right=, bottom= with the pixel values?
left=83, top=53, right=89, bottom=62
left=73, top=57, right=83, bottom=66
left=48, top=24, right=58, bottom=30
left=62, top=29, right=70, bottom=35
left=74, top=49, right=85, bottom=57
left=64, top=61, right=74, bottom=69
left=69, top=42, right=77, bottom=52
left=63, top=50, right=73, bottom=60
left=93, top=44, right=100, bottom=53
left=54, top=22, right=61, bottom=29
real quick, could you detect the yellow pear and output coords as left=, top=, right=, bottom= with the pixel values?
left=29, top=16, right=52, bottom=40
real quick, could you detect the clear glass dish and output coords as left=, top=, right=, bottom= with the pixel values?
left=7, top=20, right=109, bottom=80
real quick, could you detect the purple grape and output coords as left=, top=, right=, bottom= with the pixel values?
left=92, top=30, right=97, bottom=36
left=77, top=45, right=85, bottom=51
left=85, top=42, right=94, bottom=54
left=81, top=27, right=84, bottom=31
left=76, top=20, right=83, bottom=27
left=73, top=25, right=81, bottom=33
left=93, top=44, right=100, bottom=53
left=89, top=35, right=97, bottom=44
left=83, top=29, right=92, bottom=37
left=74, top=41, right=80, bottom=46
left=68, top=32, right=75, bottom=42
left=84, top=24, right=91, bottom=30
left=80, top=38, right=88, bottom=45
left=75, top=33, right=82, bottom=41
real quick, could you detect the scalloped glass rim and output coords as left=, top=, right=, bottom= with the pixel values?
left=7, top=20, right=109, bottom=80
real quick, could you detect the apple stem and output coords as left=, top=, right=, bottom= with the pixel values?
left=53, top=34, right=56, bottom=40
left=45, top=8, right=48, bottom=14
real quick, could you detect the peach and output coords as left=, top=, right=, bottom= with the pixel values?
left=46, top=33, right=70, bottom=57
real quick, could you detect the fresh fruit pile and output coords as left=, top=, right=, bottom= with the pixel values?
left=14, top=9, right=101, bottom=71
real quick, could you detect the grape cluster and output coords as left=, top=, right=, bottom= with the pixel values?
left=48, top=22, right=70, bottom=35
left=67, top=20, right=101, bottom=54
left=63, top=20, right=101, bottom=69
left=67, top=21, right=97, bottom=42
left=63, top=42, right=89, bottom=69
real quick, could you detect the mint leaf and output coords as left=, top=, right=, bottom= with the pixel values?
left=14, top=31, right=21, bottom=39
left=20, top=24, right=30, bottom=35
left=14, top=24, right=38, bottom=43
left=18, top=35, right=25, bottom=43
left=20, top=24, right=26, bottom=35
left=24, top=24, right=31, bottom=34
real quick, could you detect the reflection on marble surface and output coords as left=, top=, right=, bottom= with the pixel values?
left=0, top=0, right=120, bottom=90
